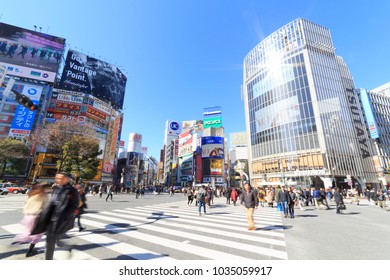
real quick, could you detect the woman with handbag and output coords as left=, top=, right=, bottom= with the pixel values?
left=333, top=187, right=345, bottom=214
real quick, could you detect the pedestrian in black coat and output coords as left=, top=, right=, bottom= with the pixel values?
left=333, top=187, right=344, bottom=214
left=32, top=173, right=79, bottom=260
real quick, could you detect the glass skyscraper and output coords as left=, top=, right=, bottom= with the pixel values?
left=243, top=18, right=378, bottom=189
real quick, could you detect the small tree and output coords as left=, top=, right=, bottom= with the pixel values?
left=39, top=121, right=97, bottom=171
left=0, top=138, right=29, bottom=178
left=58, top=135, right=102, bottom=183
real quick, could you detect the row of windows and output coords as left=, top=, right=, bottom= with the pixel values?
left=251, top=133, right=320, bottom=158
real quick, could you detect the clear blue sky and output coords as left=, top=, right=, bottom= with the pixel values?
left=2, top=0, right=390, bottom=159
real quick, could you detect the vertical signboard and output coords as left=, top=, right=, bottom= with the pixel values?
left=359, top=89, right=380, bottom=139
left=8, top=84, right=43, bottom=139
left=102, top=109, right=120, bottom=174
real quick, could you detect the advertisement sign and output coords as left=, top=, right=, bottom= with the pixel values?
left=230, top=132, right=247, bottom=147
left=178, top=130, right=194, bottom=157
left=203, top=106, right=222, bottom=117
left=141, top=146, right=148, bottom=155
left=0, top=65, right=6, bottom=85
left=201, top=136, right=224, bottom=158
left=360, top=89, right=379, bottom=139
left=0, top=22, right=65, bottom=82
left=8, top=84, right=43, bottom=139
left=166, top=120, right=182, bottom=136
left=203, top=116, right=222, bottom=129
left=102, top=109, right=120, bottom=174
left=202, top=159, right=223, bottom=176
left=255, top=95, right=301, bottom=133
left=58, top=50, right=127, bottom=109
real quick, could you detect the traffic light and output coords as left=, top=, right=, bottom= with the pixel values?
left=15, top=94, right=38, bottom=111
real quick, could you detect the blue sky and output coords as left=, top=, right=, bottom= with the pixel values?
left=2, top=0, right=390, bottom=159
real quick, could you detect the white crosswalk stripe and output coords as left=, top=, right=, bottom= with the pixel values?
left=0, top=202, right=24, bottom=214
left=0, top=200, right=288, bottom=260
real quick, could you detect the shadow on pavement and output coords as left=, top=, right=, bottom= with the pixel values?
left=341, top=212, right=361, bottom=215
left=259, top=225, right=293, bottom=231
left=295, top=214, right=319, bottom=218
left=104, top=253, right=170, bottom=260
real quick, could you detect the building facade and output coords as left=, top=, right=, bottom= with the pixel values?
left=243, top=18, right=378, bottom=189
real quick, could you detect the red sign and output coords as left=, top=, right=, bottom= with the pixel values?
left=102, top=162, right=113, bottom=173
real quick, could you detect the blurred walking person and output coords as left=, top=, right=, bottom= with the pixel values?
left=31, top=173, right=79, bottom=260
left=106, top=185, right=113, bottom=202
left=277, top=186, right=289, bottom=218
left=287, top=187, right=297, bottom=218
left=75, top=184, right=87, bottom=232
left=13, top=182, right=50, bottom=257
left=197, top=186, right=207, bottom=216
left=240, top=183, right=258, bottom=230
left=231, top=187, right=239, bottom=206
left=333, top=187, right=345, bottom=214
left=266, top=187, right=274, bottom=208
left=257, top=187, right=266, bottom=207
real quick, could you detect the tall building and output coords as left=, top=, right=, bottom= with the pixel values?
left=243, top=18, right=378, bottom=190
left=359, top=83, right=390, bottom=187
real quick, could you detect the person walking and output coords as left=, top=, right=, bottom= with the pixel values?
left=277, top=186, right=289, bottom=218
left=266, top=187, right=274, bottom=208
left=75, top=184, right=87, bottom=232
left=226, top=187, right=232, bottom=205
left=197, top=186, right=207, bottom=216
left=333, top=187, right=345, bottom=214
left=350, top=188, right=360, bottom=205
left=13, top=182, right=50, bottom=257
left=287, top=187, right=297, bottom=218
left=106, top=185, right=113, bottom=202
left=98, top=185, right=103, bottom=198
left=240, top=183, right=258, bottom=230
left=377, top=190, right=387, bottom=210
left=187, top=187, right=194, bottom=206
left=31, top=173, right=80, bottom=260
left=231, top=187, right=239, bottom=206
left=257, top=187, right=266, bottom=207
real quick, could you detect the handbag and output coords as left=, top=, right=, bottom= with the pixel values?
left=339, top=203, right=346, bottom=210
left=277, top=203, right=283, bottom=212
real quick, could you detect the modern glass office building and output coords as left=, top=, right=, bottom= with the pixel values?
left=243, top=18, right=378, bottom=189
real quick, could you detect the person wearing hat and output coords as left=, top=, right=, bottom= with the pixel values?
left=31, top=172, right=79, bottom=260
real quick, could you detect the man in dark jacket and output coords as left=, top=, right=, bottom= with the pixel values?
left=32, top=173, right=79, bottom=260
left=240, top=183, right=258, bottom=230
left=333, top=187, right=344, bottom=214
left=277, top=186, right=290, bottom=218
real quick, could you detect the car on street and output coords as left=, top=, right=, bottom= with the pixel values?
left=0, top=183, right=28, bottom=194
left=0, top=186, right=9, bottom=195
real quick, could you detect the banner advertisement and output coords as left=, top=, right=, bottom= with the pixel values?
left=203, top=116, right=222, bottom=129
left=0, top=22, right=65, bottom=82
left=255, top=95, right=301, bottom=133
left=202, top=159, right=223, bottom=176
left=230, top=132, right=247, bottom=147
left=8, top=84, right=43, bottom=139
left=58, top=50, right=127, bottom=109
left=360, top=89, right=379, bottom=139
left=201, top=136, right=224, bottom=158
left=203, top=106, right=222, bottom=117
left=166, top=120, right=182, bottom=136
left=178, top=130, right=194, bottom=157
left=102, top=109, right=120, bottom=174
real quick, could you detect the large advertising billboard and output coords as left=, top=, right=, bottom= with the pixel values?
left=8, top=83, right=43, bottom=139
left=202, top=158, right=223, bottom=176
left=230, top=132, right=247, bottom=147
left=203, top=116, right=222, bottom=129
left=102, top=109, right=120, bottom=174
left=255, top=95, right=301, bottom=133
left=58, top=50, right=127, bottom=109
left=360, top=88, right=379, bottom=139
left=178, top=130, right=194, bottom=157
left=0, top=22, right=65, bottom=82
left=201, top=136, right=224, bottom=158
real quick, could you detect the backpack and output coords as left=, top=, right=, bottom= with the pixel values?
left=197, top=191, right=206, bottom=201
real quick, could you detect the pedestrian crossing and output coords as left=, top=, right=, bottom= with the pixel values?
left=0, top=200, right=288, bottom=260
left=0, top=201, right=24, bottom=214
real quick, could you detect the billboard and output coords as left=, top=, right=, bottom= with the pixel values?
left=230, top=132, right=247, bottom=147
left=57, top=50, right=127, bottom=109
left=203, top=116, right=222, bottom=129
left=178, top=129, right=194, bottom=157
left=102, top=109, right=120, bottom=174
left=8, top=83, right=43, bottom=139
left=202, top=158, right=223, bottom=176
left=203, top=106, right=222, bottom=118
left=360, top=89, right=379, bottom=139
left=201, top=136, right=224, bottom=158
left=0, top=22, right=65, bottom=82
left=166, top=120, right=182, bottom=136
left=255, top=95, right=301, bottom=133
